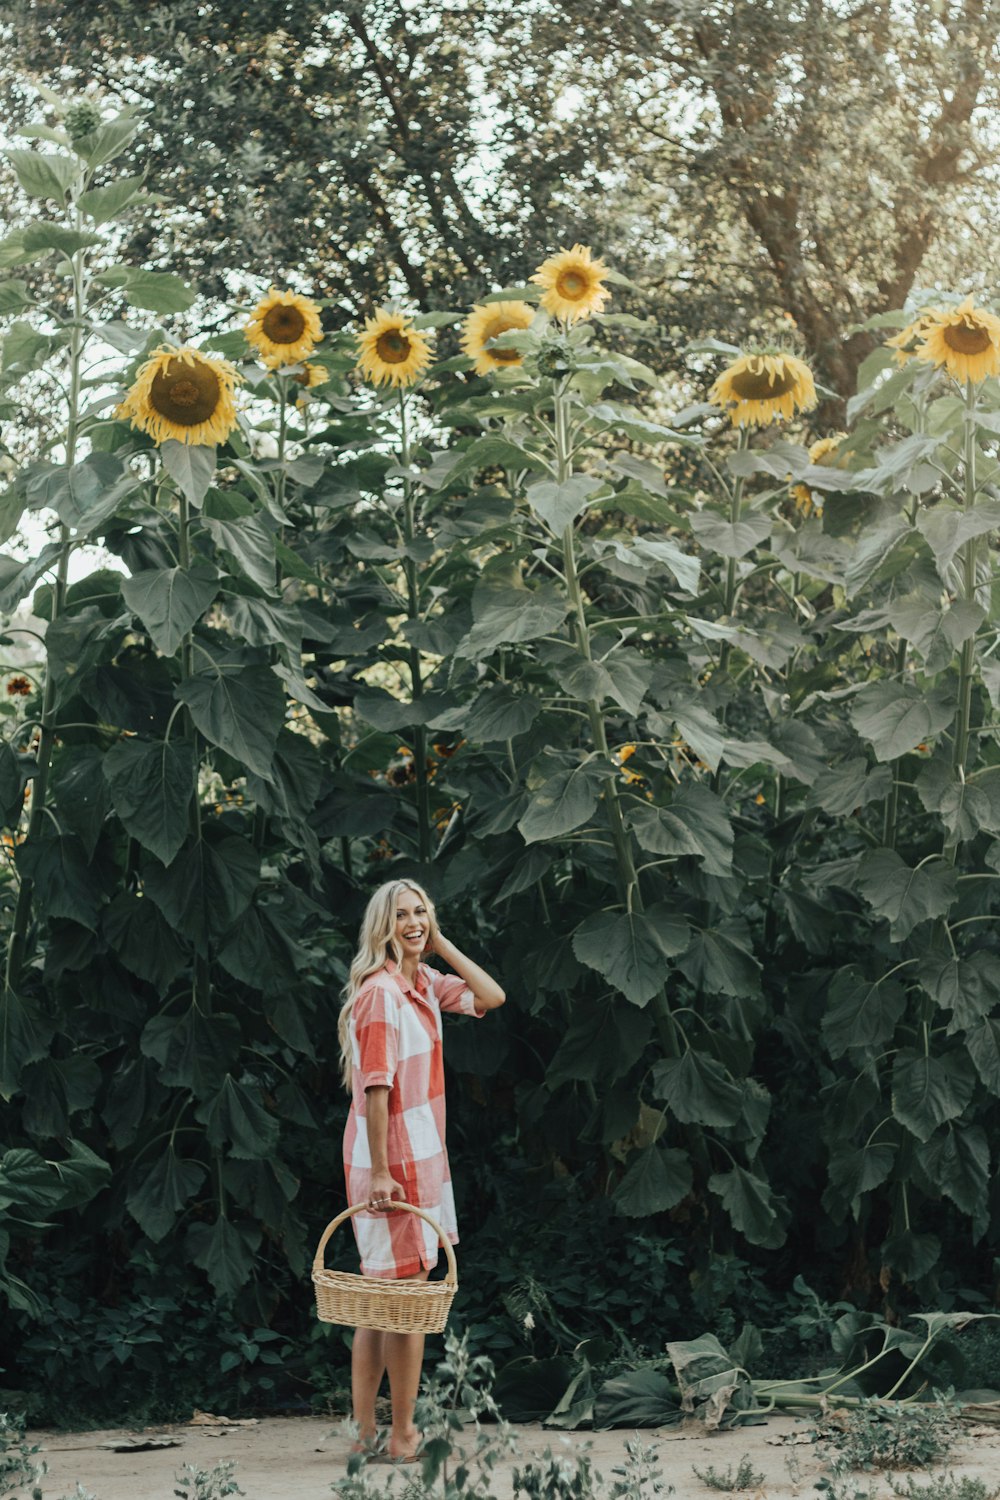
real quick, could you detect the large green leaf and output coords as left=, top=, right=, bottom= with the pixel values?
left=546, top=1001, right=652, bottom=1086
left=95, top=266, right=197, bottom=314
left=216, top=901, right=307, bottom=992
left=526, top=475, right=602, bottom=533
left=891, top=1048, right=976, bottom=1143
left=16, top=834, right=106, bottom=929
left=0, top=1146, right=63, bottom=1213
left=689, top=509, right=772, bottom=559
left=856, top=848, right=957, bottom=939
left=103, top=737, right=196, bottom=864
left=186, top=1214, right=260, bottom=1299
left=5, top=148, right=76, bottom=202
left=142, top=1006, right=242, bottom=1096
left=821, top=966, right=907, bottom=1059
left=142, top=834, right=260, bottom=954
left=626, top=786, right=732, bottom=876
left=77, top=174, right=147, bottom=224
left=916, top=759, right=999, bottom=843
left=457, top=575, right=568, bottom=658
left=651, top=1050, right=744, bottom=1127
left=430, top=683, right=540, bottom=742
left=20, top=1054, right=101, bottom=1138
left=918, top=952, right=1000, bottom=1033
left=593, top=1369, right=680, bottom=1431
left=517, top=765, right=599, bottom=843
left=677, top=920, right=761, bottom=998
left=176, top=658, right=285, bottom=780
left=51, top=1140, right=112, bottom=1211
left=127, top=1149, right=206, bottom=1243
left=810, top=758, right=893, bottom=817
left=196, top=1076, right=279, bottom=1159
left=921, top=1125, right=989, bottom=1217
left=917, top=500, right=1000, bottom=575
left=613, top=1145, right=692, bottom=1217
left=121, top=562, right=220, bottom=656
left=849, top=682, right=955, bottom=762
left=572, top=905, right=689, bottom=1006
left=244, top=730, right=323, bottom=823
left=51, top=746, right=110, bottom=859
left=708, top=1166, right=789, bottom=1248
left=44, top=452, right=140, bottom=533
left=101, top=893, right=188, bottom=992
left=0, top=989, right=54, bottom=1101
left=202, top=497, right=278, bottom=593
left=966, top=1018, right=1000, bottom=1092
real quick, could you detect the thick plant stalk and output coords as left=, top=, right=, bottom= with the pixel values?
left=176, top=488, right=212, bottom=1016
left=399, top=391, right=432, bottom=862
left=5, top=189, right=86, bottom=993
left=951, top=378, right=979, bottom=783
left=553, top=383, right=679, bottom=1055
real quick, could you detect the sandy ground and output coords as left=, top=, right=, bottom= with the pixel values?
left=28, top=1410, right=1000, bottom=1499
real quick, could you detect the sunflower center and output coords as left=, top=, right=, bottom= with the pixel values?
left=555, top=269, right=589, bottom=301
left=261, top=303, right=307, bottom=344
left=729, top=365, right=799, bottom=401
left=944, top=321, right=992, bottom=356
left=376, top=329, right=412, bottom=364
left=149, top=358, right=221, bottom=426
left=484, top=318, right=520, bottom=362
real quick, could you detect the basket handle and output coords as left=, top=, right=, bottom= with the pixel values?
left=312, top=1201, right=458, bottom=1287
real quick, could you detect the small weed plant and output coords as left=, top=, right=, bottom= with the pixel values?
left=172, top=1462, right=244, bottom=1500
left=692, top=1453, right=766, bottom=1490
left=812, top=1397, right=958, bottom=1471
left=1, top=1411, right=45, bottom=1500
left=890, top=1479, right=1000, bottom=1500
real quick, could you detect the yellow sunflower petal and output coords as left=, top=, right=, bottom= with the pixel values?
left=355, top=308, right=433, bottom=389
left=885, top=309, right=945, bottom=366
left=915, top=296, right=1000, bottom=384
left=116, top=347, right=243, bottom=446
left=708, top=351, right=817, bottom=427
left=529, top=244, right=611, bottom=323
left=246, top=288, right=323, bottom=369
left=460, top=301, right=535, bottom=375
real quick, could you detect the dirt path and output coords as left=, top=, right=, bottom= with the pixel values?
left=31, top=1411, right=1000, bottom=1498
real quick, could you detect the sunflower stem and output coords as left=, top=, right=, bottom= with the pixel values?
left=177, top=488, right=212, bottom=1016
left=552, top=379, right=679, bottom=1057
left=951, top=379, right=979, bottom=784
left=5, top=164, right=86, bottom=993
left=399, top=390, right=431, bottom=864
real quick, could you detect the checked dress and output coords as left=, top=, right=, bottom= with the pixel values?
left=343, top=959, right=483, bottom=1279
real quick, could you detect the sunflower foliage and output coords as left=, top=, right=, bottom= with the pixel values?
left=4, top=86, right=1000, bottom=1423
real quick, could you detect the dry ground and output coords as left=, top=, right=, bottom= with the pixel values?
left=29, top=1411, right=1000, bottom=1499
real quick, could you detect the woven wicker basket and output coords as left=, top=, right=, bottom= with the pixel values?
left=312, top=1202, right=458, bottom=1334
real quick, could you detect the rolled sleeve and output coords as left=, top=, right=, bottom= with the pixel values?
left=354, top=983, right=400, bottom=1090
left=431, top=969, right=484, bottom=1017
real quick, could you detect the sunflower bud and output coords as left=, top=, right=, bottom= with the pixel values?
left=65, top=101, right=103, bottom=145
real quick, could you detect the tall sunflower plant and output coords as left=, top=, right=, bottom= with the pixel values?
left=385, top=248, right=820, bottom=1249
left=763, top=294, right=1000, bottom=1291
left=0, top=98, right=351, bottom=1312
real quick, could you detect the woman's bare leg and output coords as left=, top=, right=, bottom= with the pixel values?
left=351, top=1327, right=387, bottom=1447
left=385, top=1268, right=429, bottom=1459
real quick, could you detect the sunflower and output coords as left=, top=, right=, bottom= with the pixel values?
left=791, top=433, right=847, bottom=516
left=916, top=296, right=1000, bottom=384
left=117, top=347, right=242, bottom=447
left=292, top=362, right=329, bottom=389
left=708, top=351, right=817, bottom=427
left=885, top=308, right=944, bottom=366
left=530, top=244, right=611, bottom=322
left=245, top=288, right=323, bottom=369
left=355, top=308, right=433, bottom=388
left=460, top=301, right=535, bottom=374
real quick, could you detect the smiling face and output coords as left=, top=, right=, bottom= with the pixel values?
left=393, top=888, right=430, bottom=961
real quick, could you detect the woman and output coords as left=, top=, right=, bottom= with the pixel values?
left=338, top=879, right=505, bottom=1463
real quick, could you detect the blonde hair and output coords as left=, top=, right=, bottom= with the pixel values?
left=337, top=879, right=437, bottom=1091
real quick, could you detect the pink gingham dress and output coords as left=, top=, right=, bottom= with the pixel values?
left=343, top=959, right=483, bottom=1279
